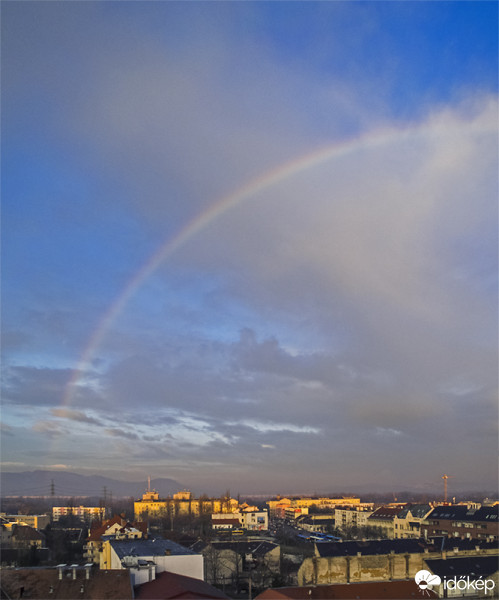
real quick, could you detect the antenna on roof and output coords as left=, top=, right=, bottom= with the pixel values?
left=148, top=476, right=151, bottom=493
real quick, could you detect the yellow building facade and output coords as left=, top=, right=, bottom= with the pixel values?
left=134, top=489, right=239, bottom=521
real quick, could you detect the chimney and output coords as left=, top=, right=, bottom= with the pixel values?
left=165, top=549, right=171, bottom=556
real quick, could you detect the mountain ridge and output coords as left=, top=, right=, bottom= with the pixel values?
left=0, top=470, right=183, bottom=498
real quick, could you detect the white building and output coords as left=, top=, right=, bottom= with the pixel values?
left=103, top=538, right=204, bottom=586
left=241, top=510, right=268, bottom=531
left=211, top=513, right=243, bottom=530
left=52, top=506, right=105, bottom=522
left=334, top=507, right=373, bottom=531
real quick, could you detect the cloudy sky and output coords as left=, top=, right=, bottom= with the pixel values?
left=2, top=2, right=498, bottom=496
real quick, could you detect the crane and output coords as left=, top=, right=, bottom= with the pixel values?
left=442, top=474, right=454, bottom=503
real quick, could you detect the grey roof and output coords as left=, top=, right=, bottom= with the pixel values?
left=429, top=536, right=498, bottom=552
left=426, top=556, right=499, bottom=579
left=426, top=505, right=498, bottom=522
left=315, top=538, right=432, bottom=557
left=110, top=537, right=197, bottom=559
left=195, top=540, right=278, bottom=556
left=396, top=504, right=432, bottom=519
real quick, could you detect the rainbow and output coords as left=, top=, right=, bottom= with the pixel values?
left=60, top=120, right=460, bottom=409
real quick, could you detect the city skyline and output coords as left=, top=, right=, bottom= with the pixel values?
left=2, top=2, right=498, bottom=494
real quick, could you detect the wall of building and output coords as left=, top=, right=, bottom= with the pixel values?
left=104, top=542, right=204, bottom=581
left=298, top=547, right=499, bottom=587
left=298, top=551, right=439, bottom=586
left=134, top=497, right=238, bottom=520
left=421, top=519, right=498, bottom=541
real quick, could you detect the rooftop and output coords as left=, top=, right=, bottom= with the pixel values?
left=110, top=538, right=196, bottom=559
left=396, top=504, right=432, bottom=519
left=315, top=538, right=432, bottom=557
left=255, top=580, right=438, bottom=599
left=192, top=540, right=278, bottom=557
left=368, top=506, right=405, bottom=521
left=426, top=555, right=499, bottom=578
left=135, top=570, right=230, bottom=599
left=426, top=505, right=498, bottom=522
left=0, top=567, right=133, bottom=599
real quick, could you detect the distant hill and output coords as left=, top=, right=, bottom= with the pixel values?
left=0, top=470, right=183, bottom=499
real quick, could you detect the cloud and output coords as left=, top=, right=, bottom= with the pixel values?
left=50, top=408, right=101, bottom=425
left=0, top=422, right=15, bottom=436
left=32, top=421, right=65, bottom=438
left=1, top=3, right=497, bottom=492
left=104, top=428, right=140, bottom=441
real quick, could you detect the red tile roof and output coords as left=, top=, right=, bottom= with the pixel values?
left=255, top=580, right=438, bottom=599
left=0, top=567, right=133, bottom=599
left=135, top=571, right=230, bottom=599
left=368, top=507, right=404, bottom=520
left=88, top=515, right=147, bottom=541
left=11, top=525, right=44, bottom=541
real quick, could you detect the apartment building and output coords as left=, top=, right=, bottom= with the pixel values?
left=134, top=489, right=238, bottom=520
left=334, top=507, right=373, bottom=532
left=421, top=505, right=498, bottom=541
left=52, top=506, right=105, bottom=522
left=0, top=514, right=50, bottom=530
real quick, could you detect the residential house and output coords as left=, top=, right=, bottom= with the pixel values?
left=84, top=514, right=148, bottom=564
left=367, top=506, right=405, bottom=538
left=393, top=504, right=433, bottom=539
left=192, top=539, right=280, bottom=590
left=10, top=524, right=45, bottom=549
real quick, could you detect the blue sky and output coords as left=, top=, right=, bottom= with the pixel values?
left=2, top=1, right=498, bottom=495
